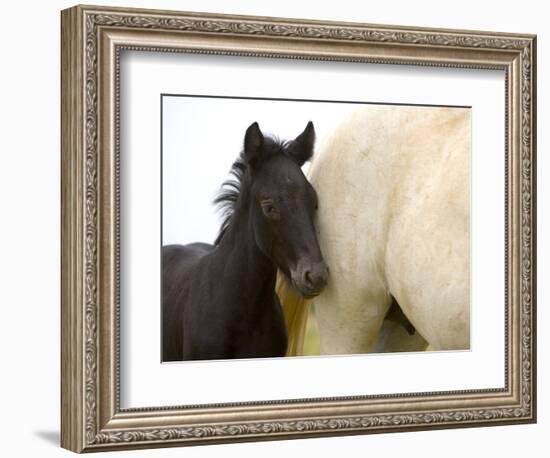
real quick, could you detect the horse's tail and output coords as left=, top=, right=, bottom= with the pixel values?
left=275, top=271, right=311, bottom=356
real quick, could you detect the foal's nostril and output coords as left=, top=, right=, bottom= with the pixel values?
left=302, top=265, right=328, bottom=290
left=304, top=269, right=313, bottom=287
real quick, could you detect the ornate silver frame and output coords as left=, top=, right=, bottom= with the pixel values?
left=61, top=4, right=537, bottom=453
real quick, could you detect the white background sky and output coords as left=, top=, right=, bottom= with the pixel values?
left=162, top=96, right=358, bottom=246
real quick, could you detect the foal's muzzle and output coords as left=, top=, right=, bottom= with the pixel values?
left=292, top=260, right=329, bottom=298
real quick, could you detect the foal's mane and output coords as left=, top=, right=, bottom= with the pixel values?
left=213, top=135, right=289, bottom=245
left=213, top=153, right=247, bottom=245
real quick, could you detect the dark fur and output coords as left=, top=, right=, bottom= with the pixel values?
left=386, top=296, right=416, bottom=335
left=162, top=122, right=327, bottom=361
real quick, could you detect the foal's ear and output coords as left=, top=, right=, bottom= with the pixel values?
left=288, top=121, right=315, bottom=166
left=244, top=122, right=264, bottom=168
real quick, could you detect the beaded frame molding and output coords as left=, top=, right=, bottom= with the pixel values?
left=61, top=4, right=537, bottom=453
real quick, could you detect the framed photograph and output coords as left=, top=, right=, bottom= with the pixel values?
left=61, top=4, right=537, bottom=453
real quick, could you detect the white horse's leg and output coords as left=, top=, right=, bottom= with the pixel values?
left=386, top=266, right=470, bottom=351
left=314, top=285, right=391, bottom=355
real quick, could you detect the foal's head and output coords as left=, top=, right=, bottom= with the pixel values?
left=216, top=122, right=328, bottom=298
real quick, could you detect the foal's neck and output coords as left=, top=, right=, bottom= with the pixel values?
left=215, top=210, right=277, bottom=307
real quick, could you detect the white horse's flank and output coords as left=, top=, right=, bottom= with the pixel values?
left=305, top=105, right=470, bottom=354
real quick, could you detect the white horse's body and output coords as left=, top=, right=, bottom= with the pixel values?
left=308, top=105, right=470, bottom=354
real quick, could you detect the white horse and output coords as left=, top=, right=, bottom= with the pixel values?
left=278, top=105, right=470, bottom=355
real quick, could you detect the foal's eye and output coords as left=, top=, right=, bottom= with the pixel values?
left=261, top=200, right=280, bottom=220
